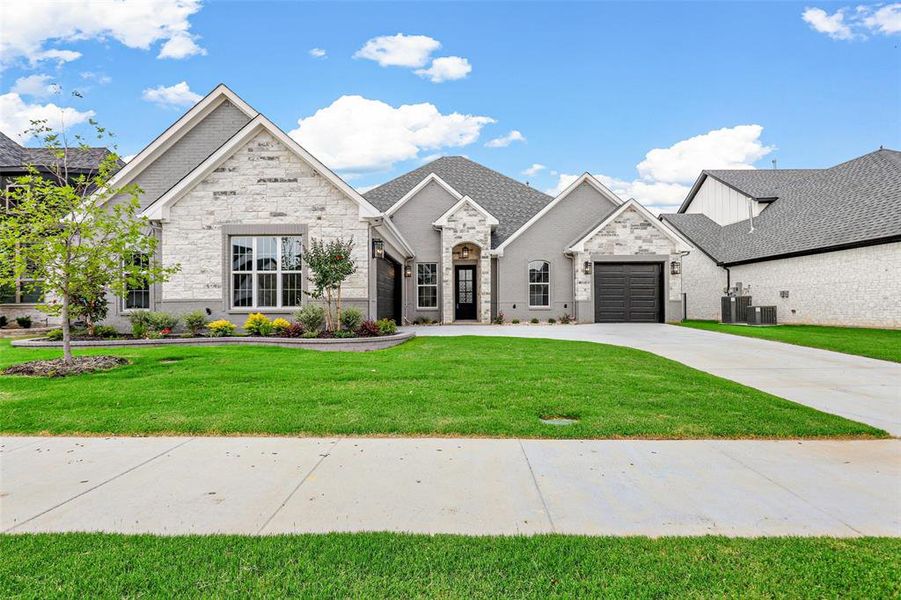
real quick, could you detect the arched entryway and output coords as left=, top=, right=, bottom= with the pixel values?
left=450, top=242, right=482, bottom=322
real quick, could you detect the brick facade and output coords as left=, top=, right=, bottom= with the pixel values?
left=439, top=202, right=492, bottom=322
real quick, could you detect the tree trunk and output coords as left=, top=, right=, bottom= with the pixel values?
left=336, top=286, right=343, bottom=331
left=61, top=293, right=73, bottom=364
left=324, top=289, right=333, bottom=332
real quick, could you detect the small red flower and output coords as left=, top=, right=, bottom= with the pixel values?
left=161, top=328, right=172, bottom=335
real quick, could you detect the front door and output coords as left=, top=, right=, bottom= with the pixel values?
left=454, top=265, right=477, bottom=320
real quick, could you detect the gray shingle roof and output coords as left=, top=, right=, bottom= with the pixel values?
left=662, top=149, right=901, bottom=264
left=704, top=169, right=817, bottom=200
left=364, top=156, right=553, bottom=246
left=0, top=130, right=115, bottom=171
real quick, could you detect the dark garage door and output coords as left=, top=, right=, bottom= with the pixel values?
left=376, top=255, right=402, bottom=323
left=594, top=263, right=662, bottom=323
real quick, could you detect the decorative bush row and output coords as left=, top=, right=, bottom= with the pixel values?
left=0, top=315, right=33, bottom=329
left=492, top=312, right=574, bottom=325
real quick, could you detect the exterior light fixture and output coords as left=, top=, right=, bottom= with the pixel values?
left=583, top=261, right=592, bottom=275
left=460, top=245, right=470, bottom=259
left=404, top=264, right=413, bottom=278
left=670, top=260, right=681, bottom=275
left=372, top=239, right=385, bottom=259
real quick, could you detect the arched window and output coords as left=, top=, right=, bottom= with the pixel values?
left=528, top=260, right=550, bottom=307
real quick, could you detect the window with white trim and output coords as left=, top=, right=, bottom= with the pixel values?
left=416, top=263, right=438, bottom=309
left=122, top=253, right=150, bottom=311
left=230, top=236, right=303, bottom=309
left=3, top=184, right=24, bottom=213
left=528, top=260, right=550, bottom=307
left=0, top=248, right=41, bottom=305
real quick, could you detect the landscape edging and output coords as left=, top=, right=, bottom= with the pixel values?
left=10, top=331, right=415, bottom=352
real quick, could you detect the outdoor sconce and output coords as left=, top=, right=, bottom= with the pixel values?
left=670, top=260, right=681, bottom=275
left=372, top=239, right=384, bottom=259
left=404, top=264, right=413, bottom=278
left=460, top=245, right=470, bottom=259
left=583, top=261, right=592, bottom=275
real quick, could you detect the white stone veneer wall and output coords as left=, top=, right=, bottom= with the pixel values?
left=728, top=241, right=901, bottom=328
left=573, top=207, right=682, bottom=301
left=439, top=202, right=492, bottom=323
left=161, top=130, right=369, bottom=303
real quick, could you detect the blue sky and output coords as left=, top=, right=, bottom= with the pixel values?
left=1, top=1, right=899, bottom=211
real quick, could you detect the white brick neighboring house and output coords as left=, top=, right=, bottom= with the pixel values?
left=662, top=149, right=901, bottom=328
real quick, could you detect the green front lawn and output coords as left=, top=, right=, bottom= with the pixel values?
left=2, top=533, right=898, bottom=598
left=0, top=337, right=883, bottom=438
left=679, top=321, right=901, bottom=363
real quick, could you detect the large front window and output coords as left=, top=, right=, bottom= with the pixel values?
left=528, top=260, right=550, bottom=307
left=231, top=236, right=303, bottom=309
left=1, top=251, right=41, bottom=305
left=122, top=253, right=150, bottom=310
left=416, top=263, right=438, bottom=309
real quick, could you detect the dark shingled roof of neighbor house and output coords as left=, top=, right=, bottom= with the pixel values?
left=0, top=131, right=116, bottom=172
left=661, top=148, right=901, bottom=265
left=364, top=156, right=554, bottom=247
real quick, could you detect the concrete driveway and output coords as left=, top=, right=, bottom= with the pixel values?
left=2, top=436, right=898, bottom=537
left=407, top=324, right=901, bottom=436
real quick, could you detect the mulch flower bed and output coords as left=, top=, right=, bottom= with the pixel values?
left=3, top=356, right=129, bottom=378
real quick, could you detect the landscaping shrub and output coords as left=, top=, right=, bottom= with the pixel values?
left=511, top=319, right=521, bottom=324
left=530, top=318, right=539, bottom=324
left=208, top=319, right=236, bottom=337
left=271, top=318, right=292, bottom=335
left=295, top=305, right=325, bottom=333
left=243, top=313, right=273, bottom=336
left=559, top=313, right=574, bottom=324
left=301, top=330, right=320, bottom=339
left=16, top=316, right=32, bottom=329
left=340, top=307, right=364, bottom=331
left=333, top=330, right=356, bottom=338
left=148, top=312, right=179, bottom=332
left=357, top=320, right=380, bottom=337
left=492, top=311, right=505, bottom=325
left=128, top=310, right=152, bottom=338
left=183, top=310, right=208, bottom=336
left=45, top=328, right=64, bottom=341
left=280, top=322, right=305, bottom=338
left=0, top=315, right=7, bottom=327
left=548, top=318, right=557, bottom=324
left=93, top=325, right=120, bottom=339
left=377, top=318, right=397, bottom=336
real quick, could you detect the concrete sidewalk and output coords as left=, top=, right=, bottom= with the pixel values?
left=2, top=436, right=898, bottom=537
left=407, top=324, right=901, bottom=436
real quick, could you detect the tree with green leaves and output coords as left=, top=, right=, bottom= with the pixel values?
left=304, top=237, right=356, bottom=331
left=0, top=119, right=179, bottom=363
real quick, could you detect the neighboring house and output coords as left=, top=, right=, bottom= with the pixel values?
left=661, top=149, right=901, bottom=328
left=70, top=84, right=689, bottom=330
left=0, top=132, right=117, bottom=326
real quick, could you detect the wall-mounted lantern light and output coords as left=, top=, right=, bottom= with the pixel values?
left=583, top=261, right=592, bottom=275
left=372, top=239, right=385, bottom=259
left=670, top=260, right=681, bottom=275
left=404, top=264, right=413, bottom=278
left=460, top=245, right=470, bottom=259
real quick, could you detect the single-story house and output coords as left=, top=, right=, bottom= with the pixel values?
left=32, top=83, right=687, bottom=330
left=661, top=148, right=900, bottom=328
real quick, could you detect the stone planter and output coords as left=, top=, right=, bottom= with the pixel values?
left=11, top=332, right=414, bottom=352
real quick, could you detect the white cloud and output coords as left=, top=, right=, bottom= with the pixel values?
left=289, top=95, right=494, bottom=173
left=0, top=0, right=206, bottom=67
left=545, top=124, right=775, bottom=214
left=863, top=3, right=901, bottom=34
left=11, top=74, right=60, bottom=98
left=354, top=33, right=440, bottom=67
left=157, top=31, right=206, bottom=59
left=415, top=56, right=471, bottom=82
left=141, top=81, right=202, bottom=108
left=309, top=47, right=327, bottom=58
left=0, top=92, right=94, bottom=142
left=802, top=4, right=901, bottom=40
left=802, top=7, right=854, bottom=39
left=522, top=163, right=545, bottom=176
left=485, top=130, right=526, bottom=148
left=636, top=125, right=773, bottom=184
left=80, top=71, right=112, bottom=85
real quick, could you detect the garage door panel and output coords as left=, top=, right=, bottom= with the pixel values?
left=594, top=263, right=662, bottom=323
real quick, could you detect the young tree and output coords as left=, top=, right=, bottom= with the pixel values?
left=0, top=119, right=178, bottom=363
left=304, top=237, right=356, bottom=331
